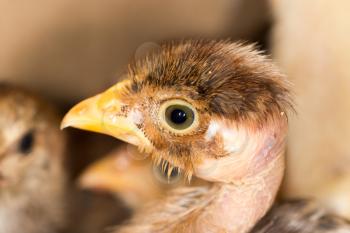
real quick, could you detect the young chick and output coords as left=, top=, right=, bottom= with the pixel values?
left=0, top=84, right=66, bottom=233
left=79, top=145, right=174, bottom=209
left=79, top=144, right=206, bottom=209
left=62, top=40, right=292, bottom=233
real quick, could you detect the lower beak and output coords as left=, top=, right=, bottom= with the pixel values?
left=61, top=81, right=152, bottom=151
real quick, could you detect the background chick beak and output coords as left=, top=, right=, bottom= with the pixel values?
left=78, top=146, right=164, bottom=209
left=61, top=84, right=152, bottom=151
left=78, top=153, right=123, bottom=193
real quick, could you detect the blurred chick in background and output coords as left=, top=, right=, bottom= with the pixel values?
left=79, top=144, right=207, bottom=210
left=80, top=145, right=176, bottom=209
left=0, top=84, right=66, bottom=233
left=0, top=83, right=128, bottom=233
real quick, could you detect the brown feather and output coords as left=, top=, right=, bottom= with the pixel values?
left=105, top=40, right=294, bottom=176
left=128, top=40, right=294, bottom=125
left=252, top=199, right=350, bottom=233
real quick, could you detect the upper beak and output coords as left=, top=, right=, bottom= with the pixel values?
left=61, top=80, right=152, bottom=151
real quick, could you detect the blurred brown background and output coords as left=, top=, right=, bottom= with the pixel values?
left=1, top=0, right=350, bottom=220
left=0, top=0, right=270, bottom=104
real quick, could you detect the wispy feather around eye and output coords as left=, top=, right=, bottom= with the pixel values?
left=129, top=40, right=294, bottom=126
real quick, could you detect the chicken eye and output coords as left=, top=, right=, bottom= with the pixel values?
left=165, top=105, right=194, bottom=129
left=153, top=163, right=181, bottom=184
left=18, top=131, right=34, bottom=154
left=159, top=99, right=199, bottom=134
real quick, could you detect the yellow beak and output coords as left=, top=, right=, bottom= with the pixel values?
left=61, top=80, right=152, bottom=151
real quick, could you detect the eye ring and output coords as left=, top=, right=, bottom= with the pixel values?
left=158, top=99, right=199, bottom=135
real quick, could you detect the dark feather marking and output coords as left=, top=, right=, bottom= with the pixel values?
left=129, top=40, right=294, bottom=125
left=251, top=199, right=350, bottom=233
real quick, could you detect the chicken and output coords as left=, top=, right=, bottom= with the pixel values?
left=79, top=145, right=178, bottom=209
left=0, top=83, right=66, bottom=233
left=62, top=40, right=293, bottom=233
left=79, top=144, right=206, bottom=209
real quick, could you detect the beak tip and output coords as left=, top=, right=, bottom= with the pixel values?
left=60, top=115, right=72, bottom=130
left=60, top=122, right=67, bottom=130
left=60, top=124, right=67, bottom=130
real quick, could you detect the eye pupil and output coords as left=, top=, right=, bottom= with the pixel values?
left=162, top=101, right=197, bottom=132
left=19, top=131, right=34, bottom=154
left=170, top=109, right=187, bottom=124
